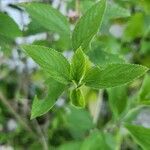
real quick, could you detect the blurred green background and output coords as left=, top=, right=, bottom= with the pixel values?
left=0, top=0, right=150, bottom=149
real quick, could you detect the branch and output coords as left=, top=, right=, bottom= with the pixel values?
left=93, top=90, right=103, bottom=124
left=0, top=92, right=36, bottom=138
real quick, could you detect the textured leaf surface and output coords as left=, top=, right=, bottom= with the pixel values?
left=70, top=88, right=85, bottom=108
left=31, top=78, right=65, bottom=119
left=88, top=47, right=125, bottom=67
left=72, top=0, right=106, bottom=51
left=101, top=2, right=130, bottom=33
left=0, top=12, right=21, bottom=39
left=22, top=45, right=70, bottom=84
left=84, top=64, right=148, bottom=89
left=124, top=13, right=144, bottom=41
left=24, top=18, right=46, bottom=35
left=139, top=74, right=150, bottom=103
left=105, top=2, right=130, bottom=19
left=107, top=85, right=127, bottom=119
left=80, top=131, right=115, bottom=150
left=125, top=124, right=150, bottom=150
left=71, top=48, right=86, bottom=83
left=66, top=106, right=94, bottom=139
left=20, top=3, right=70, bottom=36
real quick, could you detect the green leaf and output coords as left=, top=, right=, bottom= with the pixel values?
left=99, top=2, right=131, bottom=34
left=72, top=0, right=106, bottom=51
left=58, top=141, right=81, bottom=150
left=105, top=2, right=130, bottom=19
left=107, top=85, right=127, bottom=119
left=24, top=18, right=46, bottom=36
left=0, top=35, right=12, bottom=52
left=84, top=64, right=148, bottom=89
left=125, top=123, right=150, bottom=150
left=0, top=12, right=21, bottom=39
left=139, top=74, right=150, bottom=103
left=71, top=48, right=86, bottom=83
left=140, top=40, right=150, bottom=55
left=21, top=45, right=70, bottom=84
left=123, top=13, right=144, bottom=41
left=80, top=1, right=95, bottom=14
left=80, top=131, right=115, bottom=150
left=19, top=3, right=70, bottom=37
left=66, top=106, right=94, bottom=138
left=88, top=47, right=125, bottom=67
left=123, top=105, right=150, bottom=124
left=70, top=88, right=85, bottom=108
left=31, top=78, right=66, bottom=119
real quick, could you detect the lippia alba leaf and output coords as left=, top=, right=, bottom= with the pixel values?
left=0, top=12, right=21, bottom=39
left=19, top=2, right=70, bottom=37
left=31, top=78, right=66, bottom=119
left=125, top=123, right=150, bottom=150
left=84, top=64, right=148, bottom=89
left=72, top=0, right=106, bottom=51
left=70, top=88, right=85, bottom=108
left=21, top=45, right=70, bottom=84
left=71, top=48, right=87, bottom=84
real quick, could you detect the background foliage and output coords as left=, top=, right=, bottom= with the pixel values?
left=0, top=0, right=150, bottom=149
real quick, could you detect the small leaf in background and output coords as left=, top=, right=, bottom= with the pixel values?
left=140, top=40, right=150, bottom=55
left=0, top=12, right=21, bottom=39
left=72, top=0, right=106, bottom=51
left=66, top=106, right=94, bottom=139
left=0, top=36, right=12, bottom=53
left=139, top=0, right=150, bottom=14
left=70, top=88, right=85, bottom=108
left=57, top=141, right=81, bottom=150
left=71, top=48, right=86, bottom=84
left=84, top=64, right=148, bottom=89
left=107, top=85, right=127, bottom=119
left=21, top=45, right=70, bottom=84
left=80, top=131, right=115, bottom=150
left=105, top=2, right=130, bottom=19
left=123, top=13, right=144, bottom=41
left=80, top=1, right=94, bottom=14
left=139, top=74, right=150, bottom=103
left=125, top=123, right=150, bottom=150
left=123, top=105, right=150, bottom=127
left=101, top=2, right=130, bottom=33
left=19, top=3, right=70, bottom=37
left=31, top=78, right=66, bottom=119
left=88, top=47, right=125, bottom=67
left=23, top=18, right=46, bottom=36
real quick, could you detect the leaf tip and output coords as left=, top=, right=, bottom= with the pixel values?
left=30, top=95, right=38, bottom=120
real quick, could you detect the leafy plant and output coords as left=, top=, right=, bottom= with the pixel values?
left=0, top=0, right=150, bottom=149
left=21, top=0, right=148, bottom=119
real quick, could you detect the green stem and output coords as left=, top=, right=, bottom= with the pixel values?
left=0, top=92, right=36, bottom=138
left=93, top=90, right=103, bottom=124
left=76, top=0, right=80, bottom=16
left=34, top=119, right=49, bottom=150
left=115, top=129, right=123, bottom=150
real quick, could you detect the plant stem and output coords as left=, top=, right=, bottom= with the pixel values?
left=33, top=119, right=49, bottom=150
left=0, top=92, right=48, bottom=149
left=115, top=129, right=123, bottom=150
left=93, top=90, right=103, bottom=124
left=0, top=92, right=36, bottom=138
left=76, top=0, right=80, bottom=16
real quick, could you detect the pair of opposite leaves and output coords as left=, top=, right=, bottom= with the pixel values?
left=21, top=0, right=149, bottom=119
left=22, top=44, right=148, bottom=119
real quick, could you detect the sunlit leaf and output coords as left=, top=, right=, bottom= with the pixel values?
left=21, top=45, right=70, bottom=84
left=72, top=0, right=106, bottom=51
left=84, top=64, right=148, bottom=89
